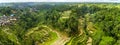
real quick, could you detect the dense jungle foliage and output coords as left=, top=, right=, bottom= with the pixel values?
left=0, top=3, right=120, bottom=45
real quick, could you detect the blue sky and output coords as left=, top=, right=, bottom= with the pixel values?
left=0, top=0, right=120, bottom=3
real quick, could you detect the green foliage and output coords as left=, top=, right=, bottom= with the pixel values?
left=99, top=36, right=115, bottom=45
left=0, top=3, right=120, bottom=45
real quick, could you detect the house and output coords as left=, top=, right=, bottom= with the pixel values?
left=0, top=15, right=17, bottom=26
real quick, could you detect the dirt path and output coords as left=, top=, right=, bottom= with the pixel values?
left=27, top=25, right=70, bottom=45
left=52, top=30, right=70, bottom=45
left=87, top=37, right=92, bottom=45
left=41, top=25, right=70, bottom=45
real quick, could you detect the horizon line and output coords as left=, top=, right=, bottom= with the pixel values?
left=0, top=2, right=120, bottom=3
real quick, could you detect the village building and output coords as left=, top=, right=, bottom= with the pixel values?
left=0, top=15, right=17, bottom=26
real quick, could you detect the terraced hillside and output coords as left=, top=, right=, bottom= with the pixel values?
left=0, top=3, right=120, bottom=45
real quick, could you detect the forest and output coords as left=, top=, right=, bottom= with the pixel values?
left=0, top=3, right=120, bottom=45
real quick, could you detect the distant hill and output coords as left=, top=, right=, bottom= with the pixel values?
left=0, top=2, right=119, bottom=7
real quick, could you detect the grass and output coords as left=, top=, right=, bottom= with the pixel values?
left=39, top=31, right=58, bottom=45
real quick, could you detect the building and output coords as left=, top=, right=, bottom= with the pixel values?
left=0, top=15, right=17, bottom=26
